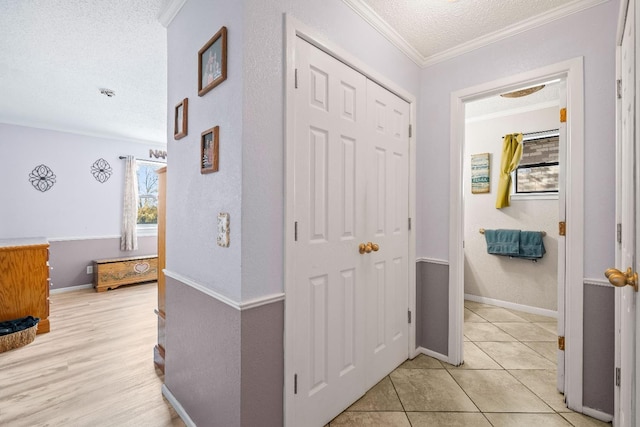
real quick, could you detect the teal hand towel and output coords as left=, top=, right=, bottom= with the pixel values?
left=484, top=229, right=520, bottom=256
left=519, top=231, right=546, bottom=258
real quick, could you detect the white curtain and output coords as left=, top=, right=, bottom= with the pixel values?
left=121, top=155, right=138, bottom=251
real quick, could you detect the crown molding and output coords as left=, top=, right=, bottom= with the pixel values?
left=343, top=0, right=610, bottom=68
left=158, top=0, right=187, bottom=28
left=341, top=0, right=424, bottom=66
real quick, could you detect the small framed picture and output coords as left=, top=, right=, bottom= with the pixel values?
left=174, top=98, right=188, bottom=140
left=198, top=26, right=227, bottom=96
left=201, top=126, right=219, bottom=174
left=471, top=153, right=490, bottom=194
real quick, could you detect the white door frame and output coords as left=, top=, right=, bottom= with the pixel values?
left=283, top=14, right=418, bottom=427
left=449, top=58, right=585, bottom=410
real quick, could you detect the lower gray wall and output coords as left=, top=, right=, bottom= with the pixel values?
left=49, top=236, right=157, bottom=290
left=583, top=283, right=614, bottom=415
left=416, top=261, right=449, bottom=356
left=165, top=275, right=284, bottom=426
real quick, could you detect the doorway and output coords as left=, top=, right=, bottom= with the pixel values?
left=449, top=58, right=585, bottom=411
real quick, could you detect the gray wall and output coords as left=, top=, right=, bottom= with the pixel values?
left=164, top=275, right=284, bottom=426
left=49, top=236, right=157, bottom=289
left=416, top=261, right=449, bottom=356
left=583, top=283, right=615, bottom=414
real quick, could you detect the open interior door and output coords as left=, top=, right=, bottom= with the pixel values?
left=611, top=1, right=638, bottom=425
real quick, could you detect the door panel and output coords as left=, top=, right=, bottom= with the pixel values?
left=293, top=36, right=368, bottom=426
left=366, top=79, right=410, bottom=388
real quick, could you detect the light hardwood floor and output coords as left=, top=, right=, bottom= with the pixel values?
left=0, top=283, right=185, bottom=427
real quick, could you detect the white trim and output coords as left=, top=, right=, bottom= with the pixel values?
left=450, top=57, right=585, bottom=412
left=583, top=278, right=614, bottom=288
left=341, top=0, right=424, bottom=67
left=163, top=269, right=284, bottom=311
left=617, top=0, right=631, bottom=44
left=47, top=234, right=158, bottom=242
left=416, top=257, right=449, bottom=266
left=510, top=193, right=559, bottom=201
left=342, top=0, right=608, bottom=68
left=162, top=385, right=196, bottom=427
left=158, top=0, right=187, bottom=28
left=464, top=293, right=558, bottom=319
left=416, top=346, right=452, bottom=366
left=284, top=14, right=417, bottom=427
left=582, top=406, right=614, bottom=423
left=48, top=235, right=121, bottom=242
left=50, top=284, right=94, bottom=294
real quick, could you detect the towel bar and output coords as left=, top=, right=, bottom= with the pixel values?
left=479, top=228, right=546, bottom=237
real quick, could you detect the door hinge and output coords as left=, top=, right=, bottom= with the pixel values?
left=617, top=223, right=622, bottom=244
left=294, top=221, right=298, bottom=241
left=409, top=124, right=412, bottom=138
left=560, top=107, right=567, bottom=123
left=616, top=367, right=621, bottom=387
left=408, top=310, right=412, bottom=324
left=294, top=68, right=298, bottom=89
left=294, top=373, right=298, bottom=394
left=408, top=218, right=412, bottom=231
left=617, top=79, right=623, bottom=99
left=558, top=336, right=565, bottom=351
left=559, top=221, right=566, bottom=236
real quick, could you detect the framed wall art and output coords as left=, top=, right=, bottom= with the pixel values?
left=201, top=126, right=219, bottom=174
left=174, top=98, right=188, bottom=140
left=471, top=153, right=490, bottom=194
left=198, top=26, right=227, bottom=96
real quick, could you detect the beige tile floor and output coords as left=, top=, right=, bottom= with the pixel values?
left=326, top=300, right=611, bottom=426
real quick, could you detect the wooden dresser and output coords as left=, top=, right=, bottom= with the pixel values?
left=0, top=238, right=50, bottom=334
left=154, top=166, right=167, bottom=372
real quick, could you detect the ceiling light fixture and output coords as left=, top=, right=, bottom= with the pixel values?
left=99, top=88, right=116, bottom=97
left=500, top=84, right=545, bottom=98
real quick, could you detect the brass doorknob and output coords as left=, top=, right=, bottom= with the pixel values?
left=605, top=267, right=638, bottom=292
left=359, top=243, right=372, bottom=254
left=359, top=242, right=379, bottom=254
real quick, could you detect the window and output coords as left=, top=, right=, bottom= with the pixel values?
left=136, top=161, right=163, bottom=226
left=515, top=132, right=559, bottom=194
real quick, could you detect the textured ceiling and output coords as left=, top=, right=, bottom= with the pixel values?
left=0, top=0, right=603, bottom=144
left=351, top=0, right=609, bottom=66
left=0, top=0, right=167, bottom=144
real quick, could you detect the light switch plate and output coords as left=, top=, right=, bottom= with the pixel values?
left=217, top=212, right=230, bottom=247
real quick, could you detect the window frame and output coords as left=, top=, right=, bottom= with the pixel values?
left=135, top=160, right=164, bottom=235
left=512, top=130, right=560, bottom=198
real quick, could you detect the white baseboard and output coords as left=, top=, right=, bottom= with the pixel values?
left=50, top=284, right=94, bottom=294
left=464, top=293, right=557, bottom=319
left=416, top=346, right=454, bottom=366
left=162, top=384, right=196, bottom=427
left=581, top=406, right=613, bottom=422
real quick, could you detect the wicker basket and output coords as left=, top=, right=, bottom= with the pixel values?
left=0, top=319, right=38, bottom=353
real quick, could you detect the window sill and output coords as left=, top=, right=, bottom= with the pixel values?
left=137, top=225, right=158, bottom=237
left=510, top=193, right=559, bottom=201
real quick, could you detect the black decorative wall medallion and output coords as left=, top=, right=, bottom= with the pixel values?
left=29, top=164, right=56, bottom=192
left=91, top=158, right=113, bottom=183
